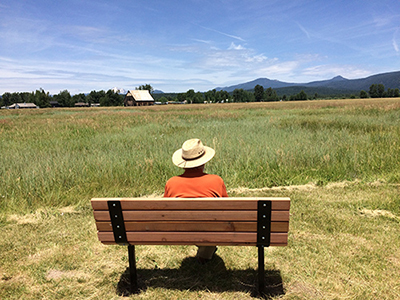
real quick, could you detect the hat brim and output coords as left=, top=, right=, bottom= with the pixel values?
left=172, top=146, right=215, bottom=168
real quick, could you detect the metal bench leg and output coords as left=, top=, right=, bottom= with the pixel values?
left=128, top=245, right=138, bottom=293
left=258, top=245, right=265, bottom=296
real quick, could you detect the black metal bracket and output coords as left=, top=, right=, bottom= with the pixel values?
left=107, top=200, right=128, bottom=245
left=257, top=200, right=271, bottom=247
left=257, top=200, right=272, bottom=296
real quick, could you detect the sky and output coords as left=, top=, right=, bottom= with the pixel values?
left=1, top=0, right=400, bottom=94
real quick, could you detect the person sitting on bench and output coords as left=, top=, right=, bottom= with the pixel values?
left=164, top=138, right=228, bottom=263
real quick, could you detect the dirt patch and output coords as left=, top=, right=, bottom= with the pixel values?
left=230, top=183, right=317, bottom=194
left=28, top=246, right=60, bottom=263
left=387, top=255, right=400, bottom=267
left=7, top=207, right=80, bottom=224
left=46, top=269, right=89, bottom=281
left=230, top=180, right=399, bottom=194
left=7, top=212, right=43, bottom=224
left=58, top=206, right=78, bottom=214
left=289, top=280, right=323, bottom=298
left=325, top=180, right=357, bottom=189
left=359, top=209, right=399, bottom=220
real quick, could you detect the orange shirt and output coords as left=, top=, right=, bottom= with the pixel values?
left=164, top=168, right=228, bottom=198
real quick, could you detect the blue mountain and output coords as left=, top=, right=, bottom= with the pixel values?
left=215, top=71, right=400, bottom=92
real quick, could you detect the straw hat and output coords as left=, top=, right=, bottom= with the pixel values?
left=172, top=138, right=215, bottom=168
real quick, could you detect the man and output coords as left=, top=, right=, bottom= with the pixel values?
left=164, top=138, right=228, bottom=263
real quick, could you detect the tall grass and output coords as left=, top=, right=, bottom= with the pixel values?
left=1, top=99, right=399, bottom=299
left=1, top=99, right=400, bottom=213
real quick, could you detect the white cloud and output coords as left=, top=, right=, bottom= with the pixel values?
left=192, top=39, right=212, bottom=44
left=393, top=29, right=400, bottom=53
left=199, top=25, right=245, bottom=42
left=228, top=42, right=245, bottom=50
left=393, top=39, right=399, bottom=53
left=254, top=61, right=299, bottom=76
left=302, top=64, right=372, bottom=79
left=197, top=43, right=272, bottom=72
left=296, top=22, right=311, bottom=39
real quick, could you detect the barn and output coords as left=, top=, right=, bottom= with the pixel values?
left=124, top=90, right=154, bottom=107
left=7, top=103, right=39, bottom=109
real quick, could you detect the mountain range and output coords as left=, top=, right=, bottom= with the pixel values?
left=215, top=71, right=400, bottom=94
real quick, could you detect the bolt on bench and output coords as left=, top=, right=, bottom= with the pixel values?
left=91, top=197, right=290, bottom=295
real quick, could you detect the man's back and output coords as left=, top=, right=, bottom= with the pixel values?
left=164, top=168, right=228, bottom=198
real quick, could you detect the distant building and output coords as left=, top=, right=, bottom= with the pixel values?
left=74, top=102, right=89, bottom=107
left=49, top=101, right=60, bottom=108
left=7, top=103, right=38, bottom=109
left=124, top=90, right=154, bottom=106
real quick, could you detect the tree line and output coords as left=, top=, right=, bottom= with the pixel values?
left=157, top=83, right=400, bottom=103
left=156, top=86, right=306, bottom=103
left=1, top=83, right=399, bottom=108
left=0, top=89, right=125, bottom=108
left=360, top=84, right=400, bottom=98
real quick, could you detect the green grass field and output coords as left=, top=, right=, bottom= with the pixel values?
left=1, top=99, right=399, bottom=299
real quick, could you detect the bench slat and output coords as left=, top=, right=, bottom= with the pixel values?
left=95, top=221, right=289, bottom=233
left=97, top=232, right=288, bottom=246
left=93, top=210, right=289, bottom=222
left=91, top=196, right=291, bottom=295
left=91, top=197, right=290, bottom=211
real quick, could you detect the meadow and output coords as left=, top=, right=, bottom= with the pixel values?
left=0, top=99, right=399, bottom=299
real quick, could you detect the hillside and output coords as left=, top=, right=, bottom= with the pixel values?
left=216, top=71, right=400, bottom=93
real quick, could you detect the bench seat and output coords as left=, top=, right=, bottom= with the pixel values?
left=91, top=197, right=290, bottom=295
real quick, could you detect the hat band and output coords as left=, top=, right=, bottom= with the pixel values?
left=182, top=150, right=205, bottom=161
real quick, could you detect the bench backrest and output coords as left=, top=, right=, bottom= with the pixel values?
left=91, top=197, right=290, bottom=247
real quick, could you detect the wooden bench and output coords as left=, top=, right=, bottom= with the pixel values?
left=91, top=197, right=290, bottom=295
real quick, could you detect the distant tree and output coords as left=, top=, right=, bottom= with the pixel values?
left=185, top=89, right=195, bottom=103
left=20, top=92, right=31, bottom=103
left=158, top=96, right=168, bottom=103
left=215, top=89, right=224, bottom=102
left=290, top=90, right=308, bottom=101
left=369, top=84, right=378, bottom=98
left=377, top=84, right=385, bottom=97
left=176, top=93, right=186, bottom=102
left=1, top=93, right=12, bottom=106
left=265, top=87, right=278, bottom=101
left=203, top=89, right=230, bottom=103
left=86, top=90, right=103, bottom=106
left=369, top=84, right=385, bottom=98
left=360, top=90, right=368, bottom=98
left=386, top=88, right=400, bottom=98
left=204, top=90, right=214, bottom=102
left=33, top=88, right=51, bottom=108
left=298, top=90, right=308, bottom=100
left=72, top=93, right=87, bottom=105
left=254, top=84, right=264, bottom=102
left=10, top=92, right=22, bottom=105
left=218, top=90, right=230, bottom=102
left=233, top=89, right=246, bottom=102
left=54, top=90, right=73, bottom=107
left=136, top=84, right=154, bottom=95
left=232, top=89, right=254, bottom=102
left=100, top=89, right=123, bottom=106
left=193, top=92, right=204, bottom=103
left=247, top=91, right=255, bottom=102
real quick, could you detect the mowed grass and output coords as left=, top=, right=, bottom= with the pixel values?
left=0, top=98, right=399, bottom=299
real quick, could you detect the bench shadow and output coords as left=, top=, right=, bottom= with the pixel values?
left=116, top=255, right=285, bottom=299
